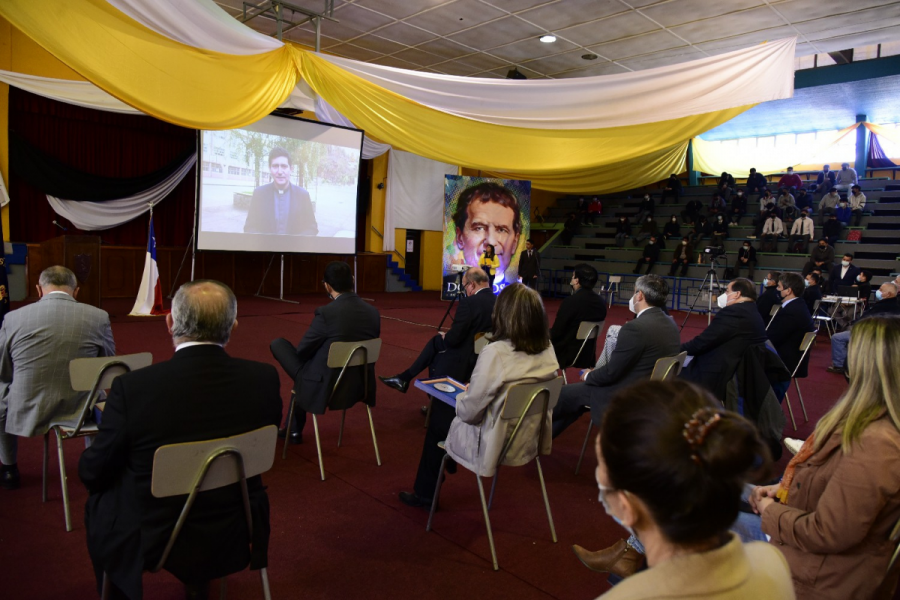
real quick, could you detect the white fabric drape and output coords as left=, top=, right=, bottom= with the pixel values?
left=46, top=153, right=196, bottom=230
left=315, top=38, right=795, bottom=130
left=387, top=149, right=456, bottom=236
left=106, top=0, right=281, bottom=55
left=0, top=171, right=9, bottom=207
left=314, top=96, right=390, bottom=158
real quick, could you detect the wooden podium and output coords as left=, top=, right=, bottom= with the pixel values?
left=39, top=235, right=101, bottom=308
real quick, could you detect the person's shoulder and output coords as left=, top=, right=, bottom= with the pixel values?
left=291, top=184, right=311, bottom=197
left=744, top=541, right=794, bottom=586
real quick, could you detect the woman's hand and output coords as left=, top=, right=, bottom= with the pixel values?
left=748, top=484, right=780, bottom=514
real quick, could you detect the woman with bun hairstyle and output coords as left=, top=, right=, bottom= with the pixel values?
left=749, top=316, right=900, bottom=600
left=590, top=379, right=795, bottom=599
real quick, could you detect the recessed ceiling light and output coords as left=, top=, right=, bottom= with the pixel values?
left=582, top=53, right=599, bottom=60
left=540, top=35, right=557, bottom=43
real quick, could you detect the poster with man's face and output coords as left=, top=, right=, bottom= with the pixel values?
left=442, top=175, right=531, bottom=300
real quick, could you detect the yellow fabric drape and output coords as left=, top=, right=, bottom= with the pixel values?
left=865, top=122, right=900, bottom=148
left=691, top=123, right=859, bottom=177
left=0, top=0, right=300, bottom=129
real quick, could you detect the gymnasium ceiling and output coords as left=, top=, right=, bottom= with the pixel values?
left=217, top=0, right=900, bottom=79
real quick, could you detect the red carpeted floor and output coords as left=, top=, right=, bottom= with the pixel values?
left=0, top=292, right=847, bottom=599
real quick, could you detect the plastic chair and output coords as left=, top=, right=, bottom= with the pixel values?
left=44, top=352, right=153, bottom=532
left=782, top=332, right=815, bottom=431
left=765, top=304, right=781, bottom=330
left=426, top=377, right=563, bottom=571
left=605, top=276, right=621, bottom=308
left=282, top=339, right=382, bottom=480
left=101, top=425, right=278, bottom=600
left=561, top=321, right=605, bottom=384
left=574, top=351, right=686, bottom=476
left=424, top=332, right=491, bottom=429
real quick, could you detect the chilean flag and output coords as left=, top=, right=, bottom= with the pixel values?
left=129, top=216, right=168, bottom=316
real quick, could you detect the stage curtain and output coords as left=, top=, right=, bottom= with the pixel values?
left=691, top=123, right=859, bottom=177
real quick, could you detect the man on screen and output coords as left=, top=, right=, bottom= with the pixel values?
left=243, top=146, right=318, bottom=236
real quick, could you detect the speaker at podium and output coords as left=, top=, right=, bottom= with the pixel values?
left=38, top=235, right=101, bottom=308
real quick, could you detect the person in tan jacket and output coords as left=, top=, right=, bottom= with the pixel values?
left=750, top=315, right=900, bottom=600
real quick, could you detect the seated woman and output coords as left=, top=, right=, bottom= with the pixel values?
left=576, top=379, right=795, bottom=599
left=478, top=244, right=500, bottom=289
left=747, top=316, right=900, bottom=600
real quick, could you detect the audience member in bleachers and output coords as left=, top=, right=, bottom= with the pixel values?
left=801, top=239, right=835, bottom=276
left=561, top=212, right=579, bottom=245
left=687, top=215, right=711, bottom=245
left=614, top=216, right=632, bottom=248
left=478, top=244, right=500, bottom=289
left=708, top=193, right=726, bottom=219
left=835, top=199, right=851, bottom=226
left=818, top=188, right=841, bottom=225
left=768, top=273, right=815, bottom=377
left=79, top=280, right=282, bottom=600
left=745, top=168, right=768, bottom=195
left=681, top=278, right=769, bottom=401
left=749, top=316, right=900, bottom=600
left=517, top=239, right=540, bottom=290
left=633, top=193, right=654, bottom=224
left=551, top=275, right=680, bottom=439
left=632, top=216, right=658, bottom=247
left=757, top=272, right=782, bottom=324
left=718, top=171, right=736, bottom=194
left=829, top=253, right=859, bottom=293
left=752, top=201, right=774, bottom=236
left=662, top=215, right=680, bottom=241
left=272, top=262, right=380, bottom=444
left=681, top=198, right=703, bottom=224
left=777, top=166, right=803, bottom=192
left=668, top=237, right=695, bottom=277
left=758, top=188, right=775, bottom=207
left=822, top=213, right=842, bottom=247
left=734, top=241, right=757, bottom=280
left=587, top=196, right=604, bottom=225
left=803, top=273, right=823, bottom=314
left=827, top=283, right=899, bottom=374
left=777, top=189, right=797, bottom=223
left=550, top=264, right=607, bottom=369
left=660, top=174, right=682, bottom=203
left=633, top=236, right=660, bottom=275
left=834, top=161, right=858, bottom=192
left=575, top=380, right=793, bottom=599
left=848, top=184, right=866, bottom=226
left=440, top=284, right=559, bottom=503
left=710, top=214, right=729, bottom=247
left=760, top=212, right=784, bottom=252
left=853, top=270, right=872, bottom=302
left=729, top=189, right=747, bottom=224
left=787, top=210, right=814, bottom=254
left=794, top=188, right=813, bottom=215
left=0, top=266, right=115, bottom=490
left=812, top=164, right=835, bottom=196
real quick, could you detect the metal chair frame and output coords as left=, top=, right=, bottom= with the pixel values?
left=562, top=321, right=604, bottom=384
left=574, top=351, right=687, bottom=475
left=887, top=516, right=900, bottom=574
left=605, top=276, right=621, bottom=308
left=765, top=304, right=781, bottom=330
left=424, top=332, right=490, bottom=430
left=782, top=332, right=815, bottom=431
left=282, top=339, right=382, bottom=481
left=101, top=426, right=277, bottom=600
left=43, top=353, right=152, bottom=532
left=426, top=378, right=562, bottom=571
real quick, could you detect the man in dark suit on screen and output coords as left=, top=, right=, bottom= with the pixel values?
left=79, top=280, right=282, bottom=600
left=270, top=261, right=380, bottom=443
left=550, top=263, right=607, bottom=369
left=243, top=146, right=318, bottom=236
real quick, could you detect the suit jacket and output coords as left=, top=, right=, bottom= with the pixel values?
left=767, top=298, right=814, bottom=377
left=518, top=249, right=540, bottom=281
left=757, top=286, right=781, bottom=324
left=436, top=287, right=496, bottom=382
left=78, top=345, right=282, bottom=598
left=582, top=307, right=681, bottom=423
left=550, top=288, right=607, bottom=368
left=829, top=263, right=860, bottom=293
left=682, top=301, right=769, bottom=401
left=293, top=292, right=381, bottom=415
left=855, top=296, right=900, bottom=322
left=0, top=293, right=115, bottom=437
left=737, top=245, right=757, bottom=263
left=243, top=182, right=318, bottom=236
left=803, top=285, right=822, bottom=315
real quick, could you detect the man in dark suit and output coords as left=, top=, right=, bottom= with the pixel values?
left=768, top=273, right=815, bottom=378
left=632, top=235, right=660, bottom=274
left=550, top=263, right=607, bottom=369
left=551, top=275, right=680, bottom=438
left=79, top=281, right=282, bottom=600
left=380, top=268, right=495, bottom=508
left=757, top=271, right=782, bottom=324
left=243, top=146, right=318, bottom=236
left=270, top=261, right=380, bottom=443
left=518, top=239, right=541, bottom=290
left=829, top=252, right=861, bottom=293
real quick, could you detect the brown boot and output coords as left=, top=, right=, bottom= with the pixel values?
left=572, top=539, right=645, bottom=578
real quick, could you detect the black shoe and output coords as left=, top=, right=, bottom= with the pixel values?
left=277, top=427, right=302, bottom=445
left=399, top=491, right=433, bottom=509
left=379, top=375, right=409, bottom=394
left=0, top=464, right=20, bottom=490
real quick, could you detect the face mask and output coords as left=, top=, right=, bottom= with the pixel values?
left=842, top=260, right=850, bottom=267
left=840, top=203, right=847, bottom=208
left=628, top=294, right=638, bottom=314
left=876, top=290, right=884, bottom=301
left=743, top=245, right=750, bottom=249
left=649, top=240, right=655, bottom=245
left=717, top=292, right=730, bottom=308
left=647, top=218, right=652, bottom=222
left=819, top=244, right=826, bottom=249
left=671, top=218, right=677, bottom=222
left=681, top=241, right=687, bottom=245
left=804, top=279, right=811, bottom=287
left=737, top=192, right=743, bottom=196
left=856, top=275, right=862, bottom=282
left=599, top=487, right=637, bottom=539
left=644, top=196, right=649, bottom=200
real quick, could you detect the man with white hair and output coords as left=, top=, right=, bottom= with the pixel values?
left=79, top=280, right=281, bottom=600
left=827, top=282, right=899, bottom=374
left=0, top=265, right=115, bottom=490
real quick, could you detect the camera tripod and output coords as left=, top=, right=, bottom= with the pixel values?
left=680, top=256, right=725, bottom=330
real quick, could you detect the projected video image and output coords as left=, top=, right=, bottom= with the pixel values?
left=197, top=115, right=363, bottom=254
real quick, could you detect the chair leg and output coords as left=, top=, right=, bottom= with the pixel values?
left=312, top=414, right=325, bottom=481
left=476, top=473, right=499, bottom=571
left=260, top=567, right=272, bottom=600
left=423, top=403, right=432, bottom=429
left=366, top=406, right=382, bottom=467
left=575, top=421, right=593, bottom=475
left=42, top=432, right=49, bottom=502
left=783, top=390, right=798, bottom=431
left=55, top=429, right=72, bottom=532
left=561, top=370, right=568, bottom=385
left=281, top=394, right=296, bottom=460
left=794, top=378, right=809, bottom=423
left=101, top=572, right=111, bottom=600
left=488, top=470, right=499, bottom=511
left=219, top=576, right=227, bottom=600
left=426, top=453, right=450, bottom=532
left=338, top=409, right=346, bottom=447
left=535, top=457, right=557, bottom=543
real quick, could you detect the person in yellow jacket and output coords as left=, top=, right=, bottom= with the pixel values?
left=478, top=244, right=500, bottom=290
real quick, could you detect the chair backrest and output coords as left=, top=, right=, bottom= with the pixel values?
left=68, top=352, right=153, bottom=434
left=576, top=321, right=604, bottom=341
left=474, top=332, right=491, bottom=355
left=766, top=305, right=781, bottom=330
left=811, top=299, right=821, bottom=315
left=498, top=377, right=564, bottom=464
left=650, top=351, right=688, bottom=381
left=326, top=338, right=382, bottom=408
left=790, top=331, right=818, bottom=379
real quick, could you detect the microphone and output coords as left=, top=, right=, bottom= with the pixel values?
left=52, top=220, right=68, bottom=231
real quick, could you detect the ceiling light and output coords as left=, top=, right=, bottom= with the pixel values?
left=540, top=35, right=557, bottom=43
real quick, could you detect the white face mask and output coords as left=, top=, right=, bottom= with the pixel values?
left=842, top=260, right=850, bottom=267
left=717, top=292, right=730, bottom=308
left=681, top=241, right=687, bottom=245
left=628, top=294, right=638, bottom=314
left=805, top=279, right=811, bottom=287
left=856, top=275, right=863, bottom=282
left=599, top=485, right=637, bottom=539
left=743, top=245, right=750, bottom=250
left=647, top=218, right=652, bottom=222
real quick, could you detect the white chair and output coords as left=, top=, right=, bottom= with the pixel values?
left=44, top=352, right=153, bottom=532
left=605, top=276, right=622, bottom=308
left=426, top=377, right=563, bottom=571
left=101, top=425, right=278, bottom=600
left=782, top=332, right=815, bottom=431
left=561, top=321, right=605, bottom=384
left=765, top=304, right=781, bottom=330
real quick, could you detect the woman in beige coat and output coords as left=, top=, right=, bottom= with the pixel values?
left=445, top=283, right=559, bottom=477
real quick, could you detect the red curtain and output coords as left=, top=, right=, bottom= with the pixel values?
left=8, top=87, right=197, bottom=246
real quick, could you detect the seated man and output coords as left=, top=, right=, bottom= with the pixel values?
left=787, top=210, right=814, bottom=254
left=801, top=238, right=834, bottom=277
left=632, top=235, right=660, bottom=274
left=757, top=271, right=782, bottom=323
left=794, top=188, right=813, bottom=215
left=760, top=213, right=784, bottom=252
left=834, top=162, right=858, bottom=192
left=710, top=214, right=729, bottom=246
left=660, top=174, right=682, bottom=203
left=813, top=164, right=835, bottom=196
left=632, top=194, right=653, bottom=224
left=768, top=273, right=815, bottom=377
left=271, top=262, right=380, bottom=443
left=848, top=185, right=866, bottom=227
left=818, top=189, right=841, bottom=225
left=79, top=280, right=282, bottom=600
left=822, top=213, right=843, bottom=247
left=668, top=236, right=694, bottom=277
left=729, top=189, right=747, bottom=224
left=734, top=240, right=757, bottom=280
left=745, top=168, right=768, bottom=195
left=827, top=282, right=899, bottom=373
left=0, top=266, right=115, bottom=490
left=777, top=166, right=803, bottom=192
left=829, top=253, right=860, bottom=293
left=551, top=275, right=680, bottom=438
left=835, top=200, right=852, bottom=226
left=803, top=272, right=823, bottom=314
left=681, top=198, right=703, bottom=224
left=550, top=264, right=607, bottom=369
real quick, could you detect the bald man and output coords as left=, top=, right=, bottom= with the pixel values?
left=827, top=282, right=899, bottom=374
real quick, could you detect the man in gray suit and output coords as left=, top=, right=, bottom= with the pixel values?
left=0, top=266, right=115, bottom=489
left=551, top=274, right=681, bottom=438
